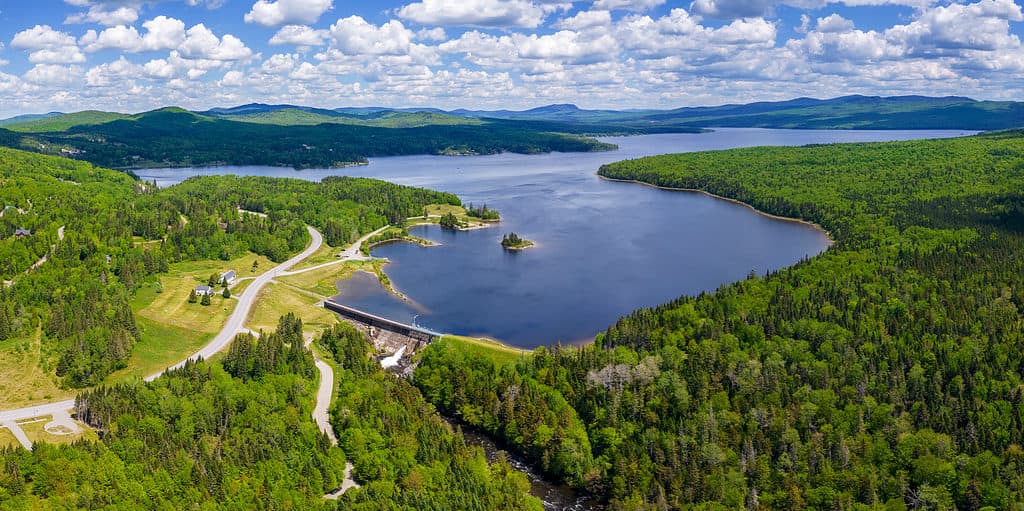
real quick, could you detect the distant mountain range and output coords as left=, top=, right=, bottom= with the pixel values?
left=6, top=95, right=1021, bottom=132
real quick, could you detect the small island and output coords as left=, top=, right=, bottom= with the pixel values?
left=500, top=232, right=534, bottom=250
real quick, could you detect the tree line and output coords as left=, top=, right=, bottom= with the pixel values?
left=415, top=131, right=1024, bottom=509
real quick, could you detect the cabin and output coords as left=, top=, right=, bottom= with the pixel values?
left=195, top=285, right=214, bottom=296
left=220, top=270, right=237, bottom=285
left=14, top=228, right=31, bottom=238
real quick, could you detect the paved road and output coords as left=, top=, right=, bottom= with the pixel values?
left=0, top=225, right=324, bottom=427
left=313, top=359, right=338, bottom=445
left=145, top=225, right=323, bottom=380
left=281, top=224, right=387, bottom=277
left=1, top=420, right=33, bottom=450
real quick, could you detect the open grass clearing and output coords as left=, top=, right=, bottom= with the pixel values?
left=0, top=427, right=18, bottom=448
left=105, top=316, right=213, bottom=383
left=246, top=282, right=339, bottom=336
left=19, top=415, right=98, bottom=446
left=278, top=259, right=387, bottom=298
left=0, top=327, right=75, bottom=409
left=439, top=335, right=531, bottom=366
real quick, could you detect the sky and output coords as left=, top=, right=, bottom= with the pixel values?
left=0, top=0, right=1022, bottom=116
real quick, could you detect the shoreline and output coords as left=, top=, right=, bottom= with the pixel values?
left=597, top=175, right=835, bottom=245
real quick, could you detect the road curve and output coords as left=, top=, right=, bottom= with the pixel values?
left=0, top=225, right=324, bottom=426
left=145, top=225, right=323, bottom=380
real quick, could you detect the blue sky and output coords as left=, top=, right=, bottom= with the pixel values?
left=0, top=0, right=1022, bottom=116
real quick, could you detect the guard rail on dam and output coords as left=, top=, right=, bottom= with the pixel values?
left=322, top=300, right=437, bottom=345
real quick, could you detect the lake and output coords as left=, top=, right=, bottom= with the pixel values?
left=139, top=128, right=974, bottom=348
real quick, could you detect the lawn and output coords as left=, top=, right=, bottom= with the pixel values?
left=278, top=259, right=387, bottom=297
left=19, top=415, right=98, bottom=446
left=291, top=240, right=343, bottom=271
left=0, top=427, right=17, bottom=448
left=439, top=335, right=531, bottom=366
left=246, top=282, right=339, bottom=335
left=104, top=316, right=214, bottom=382
left=0, top=328, right=75, bottom=409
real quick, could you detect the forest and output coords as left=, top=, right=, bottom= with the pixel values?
left=0, top=147, right=457, bottom=387
left=0, top=316, right=541, bottom=509
left=415, top=131, right=1024, bottom=510
left=0, top=107, right=619, bottom=170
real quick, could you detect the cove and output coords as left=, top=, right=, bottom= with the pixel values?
left=138, top=128, right=974, bottom=348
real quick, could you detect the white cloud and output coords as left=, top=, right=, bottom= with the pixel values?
left=179, top=24, right=254, bottom=61
left=416, top=27, right=447, bottom=42
left=143, top=58, right=176, bottom=79
left=397, top=0, right=547, bottom=28
left=553, top=10, right=611, bottom=30
left=80, top=16, right=187, bottom=53
left=329, top=16, right=415, bottom=56
left=24, top=64, right=83, bottom=86
left=886, top=0, right=1023, bottom=54
left=65, top=5, right=139, bottom=26
left=220, top=70, right=245, bottom=86
left=11, top=25, right=86, bottom=64
left=816, top=14, right=855, bottom=33
left=592, top=0, right=664, bottom=10
left=269, top=25, right=328, bottom=46
left=86, top=56, right=141, bottom=86
left=11, top=25, right=77, bottom=50
left=245, top=0, right=334, bottom=27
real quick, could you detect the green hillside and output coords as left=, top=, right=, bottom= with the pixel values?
left=415, top=131, right=1024, bottom=509
left=3, top=110, right=130, bottom=132
left=222, top=108, right=484, bottom=128
left=0, top=108, right=616, bottom=169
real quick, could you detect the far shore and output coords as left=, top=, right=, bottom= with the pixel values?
left=597, top=175, right=835, bottom=245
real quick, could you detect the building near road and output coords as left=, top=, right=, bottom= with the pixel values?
left=220, top=270, right=237, bottom=285
left=195, top=285, right=214, bottom=296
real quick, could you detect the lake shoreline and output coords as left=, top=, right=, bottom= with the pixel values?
left=597, top=175, right=835, bottom=245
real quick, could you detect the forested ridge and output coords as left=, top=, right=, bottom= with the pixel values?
left=0, top=147, right=456, bottom=386
left=415, top=131, right=1024, bottom=509
left=0, top=108, right=618, bottom=170
left=0, top=316, right=541, bottom=509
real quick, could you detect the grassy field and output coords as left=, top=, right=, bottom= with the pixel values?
left=19, top=415, right=99, bottom=446
left=290, top=241, right=343, bottom=271
left=439, top=335, right=531, bottom=366
left=246, top=282, right=339, bottom=335
left=0, top=427, right=17, bottom=448
left=114, top=253, right=273, bottom=381
left=0, top=328, right=75, bottom=409
left=279, top=259, right=387, bottom=297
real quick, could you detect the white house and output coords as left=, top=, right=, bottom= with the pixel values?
left=220, top=270, right=237, bottom=285
left=195, top=285, right=214, bottom=296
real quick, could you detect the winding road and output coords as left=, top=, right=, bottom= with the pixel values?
left=0, top=224, right=337, bottom=444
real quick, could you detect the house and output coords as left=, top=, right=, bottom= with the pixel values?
left=14, top=228, right=31, bottom=238
left=195, top=285, right=213, bottom=296
left=220, top=270, right=237, bottom=285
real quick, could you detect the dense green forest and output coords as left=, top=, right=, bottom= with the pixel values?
left=0, top=107, right=619, bottom=169
left=415, top=131, right=1024, bottom=509
left=0, top=316, right=540, bottom=509
left=0, top=147, right=456, bottom=386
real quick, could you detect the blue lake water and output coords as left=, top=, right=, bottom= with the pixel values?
left=139, top=128, right=974, bottom=347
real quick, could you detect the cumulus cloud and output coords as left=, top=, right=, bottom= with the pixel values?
left=553, top=10, right=612, bottom=30
left=245, top=0, right=333, bottom=27
left=328, top=16, right=415, bottom=56
left=269, top=25, right=328, bottom=46
left=11, top=25, right=86, bottom=64
left=397, top=0, right=547, bottom=28
left=592, top=0, right=664, bottom=10
left=79, top=16, right=187, bottom=53
left=179, top=24, right=254, bottom=60
left=65, top=5, right=139, bottom=26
